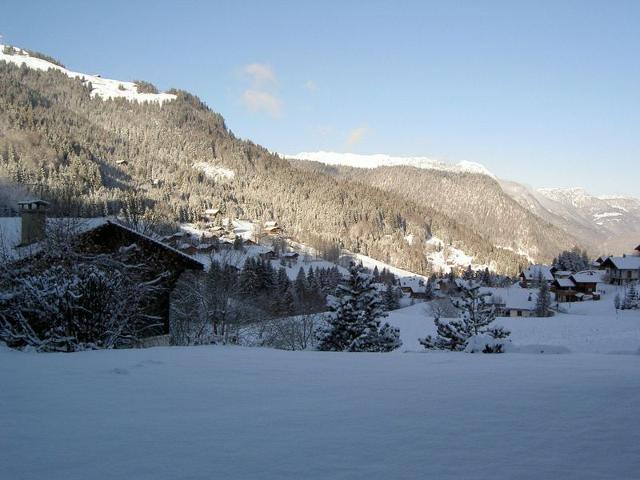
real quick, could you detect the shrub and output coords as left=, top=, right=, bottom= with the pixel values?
left=134, top=80, right=159, bottom=94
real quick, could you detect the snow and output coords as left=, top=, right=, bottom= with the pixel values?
left=193, top=162, right=235, bottom=181
left=346, top=251, right=429, bottom=290
left=0, top=45, right=176, bottom=104
left=387, top=285, right=640, bottom=354
left=482, top=286, right=538, bottom=310
left=2, top=341, right=640, bottom=479
left=593, top=212, right=623, bottom=220
left=287, top=151, right=496, bottom=178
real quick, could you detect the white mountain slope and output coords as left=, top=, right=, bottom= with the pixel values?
left=0, top=45, right=176, bottom=104
left=287, top=151, right=495, bottom=178
left=502, top=183, right=640, bottom=254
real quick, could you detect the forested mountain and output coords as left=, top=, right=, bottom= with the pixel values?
left=292, top=160, right=578, bottom=262
left=0, top=47, right=558, bottom=275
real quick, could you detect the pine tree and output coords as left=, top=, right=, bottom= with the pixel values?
left=622, top=283, right=639, bottom=310
left=383, top=283, right=400, bottom=311
left=419, top=281, right=510, bottom=352
left=463, top=265, right=474, bottom=280
left=535, top=274, right=553, bottom=317
left=316, top=262, right=401, bottom=352
left=373, top=265, right=380, bottom=282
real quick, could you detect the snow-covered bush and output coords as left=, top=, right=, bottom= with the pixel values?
left=464, top=333, right=512, bottom=354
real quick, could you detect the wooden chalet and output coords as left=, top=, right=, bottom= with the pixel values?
left=600, top=256, right=640, bottom=285
left=552, top=270, right=603, bottom=302
left=0, top=215, right=206, bottom=334
left=519, top=265, right=555, bottom=288
left=263, top=221, right=283, bottom=235
left=77, top=221, right=204, bottom=331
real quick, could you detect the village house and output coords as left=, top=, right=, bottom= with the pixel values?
left=570, top=270, right=602, bottom=296
left=263, top=221, right=283, bottom=235
left=400, top=277, right=430, bottom=299
left=552, top=270, right=603, bottom=302
left=161, top=231, right=187, bottom=247
left=282, top=251, right=299, bottom=263
left=600, top=256, right=640, bottom=285
left=552, top=277, right=577, bottom=302
left=202, top=208, right=221, bottom=222
left=0, top=200, right=204, bottom=334
left=519, top=265, right=555, bottom=288
left=484, top=287, right=541, bottom=317
left=258, top=248, right=277, bottom=261
left=592, top=256, right=609, bottom=269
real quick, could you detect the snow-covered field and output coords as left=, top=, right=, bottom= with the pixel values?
left=2, top=343, right=639, bottom=480
left=387, top=299, right=640, bottom=354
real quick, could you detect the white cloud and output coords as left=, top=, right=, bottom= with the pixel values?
left=242, top=89, right=283, bottom=118
left=346, top=125, right=370, bottom=146
left=243, top=63, right=277, bottom=87
left=305, top=80, right=318, bottom=92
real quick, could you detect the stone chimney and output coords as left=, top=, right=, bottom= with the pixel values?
left=18, top=199, right=49, bottom=246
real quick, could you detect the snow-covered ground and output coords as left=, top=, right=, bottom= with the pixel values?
left=0, top=45, right=175, bottom=104
left=2, top=343, right=639, bottom=480
left=193, top=162, right=235, bottom=181
left=2, top=277, right=639, bottom=478
left=386, top=297, right=640, bottom=354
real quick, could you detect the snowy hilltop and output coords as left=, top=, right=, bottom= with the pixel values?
left=0, top=44, right=176, bottom=104
left=287, top=151, right=495, bottom=178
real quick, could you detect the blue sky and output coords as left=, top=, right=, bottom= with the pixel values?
left=2, top=1, right=639, bottom=196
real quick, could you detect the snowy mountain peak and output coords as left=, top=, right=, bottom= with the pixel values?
left=0, top=44, right=176, bottom=105
left=536, top=187, right=595, bottom=208
left=287, top=151, right=495, bottom=178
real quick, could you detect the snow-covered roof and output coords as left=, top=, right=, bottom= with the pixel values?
left=555, top=278, right=576, bottom=288
left=553, top=270, right=572, bottom=277
left=602, top=256, right=640, bottom=270
left=17, top=199, right=50, bottom=207
left=520, top=265, right=554, bottom=281
left=0, top=216, right=205, bottom=269
left=570, top=270, right=605, bottom=284
left=0, top=217, right=109, bottom=261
